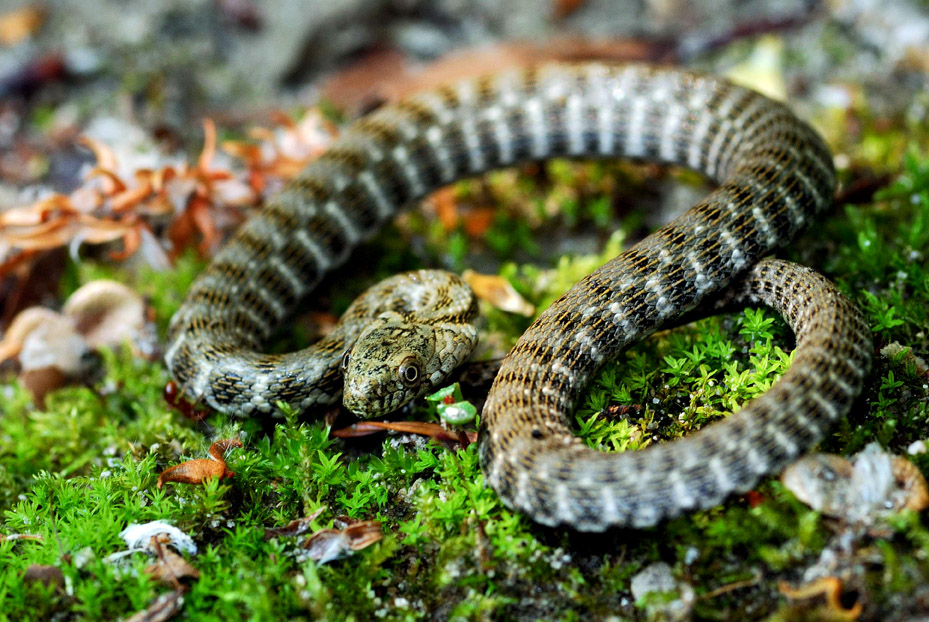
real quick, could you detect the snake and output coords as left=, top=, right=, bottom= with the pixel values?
left=164, top=63, right=873, bottom=531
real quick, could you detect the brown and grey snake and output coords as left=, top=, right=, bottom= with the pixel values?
left=165, top=64, right=873, bottom=531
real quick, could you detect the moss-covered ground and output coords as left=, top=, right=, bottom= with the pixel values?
left=2, top=105, right=929, bottom=621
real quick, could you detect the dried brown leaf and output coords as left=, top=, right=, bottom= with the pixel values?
left=779, top=577, right=862, bottom=620
left=331, top=420, right=477, bottom=445
left=125, top=590, right=185, bottom=622
left=264, top=507, right=327, bottom=539
left=462, top=270, right=535, bottom=317
left=157, top=439, right=243, bottom=489
left=78, top=137, right=119, bottom=180
left=0, top=195, right=75, bottom=227
left=145, top=537, right=201, bottom=587
left=221, top=109, right=336, bottom=186
left=302, top=521, right=382, bottom=564
left=1, top=114, right=261, bottom=269
left=461, top=208, right=495, bottom=237
left=342, top=520, right=383, bottom=551
left=302, top=529, right=348, bottom=564
left=156, top=459, right=227, bottom=489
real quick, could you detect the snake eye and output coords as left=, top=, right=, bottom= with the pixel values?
left=340, top=350, right=351, bottom=372
left=397, top=356, right=421, bottom=387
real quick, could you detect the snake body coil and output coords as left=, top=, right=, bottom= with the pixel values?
left=165, top=64, right=872, bottom=530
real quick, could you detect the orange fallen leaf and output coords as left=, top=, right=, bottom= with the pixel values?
left=779, top=577, right=862, bottom=620
left=145, top=536, right=201, bottom=588
left=429, top=187, right=460, bottom=231
left=156, top=439, right=243, bottom=489
left=461, top=208, right=496, bottom=238
left=221, top=109, right=337, bottom=188
left=462, top=270, right=535, bottom=317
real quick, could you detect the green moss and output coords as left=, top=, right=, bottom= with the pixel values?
left=3, top=125, right=929, bottom=622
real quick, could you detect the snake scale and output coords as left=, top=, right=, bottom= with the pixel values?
left=165, top=63, right=873, bottom=531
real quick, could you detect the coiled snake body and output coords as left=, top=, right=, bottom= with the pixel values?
left=165, top=64, right=872, bottom=531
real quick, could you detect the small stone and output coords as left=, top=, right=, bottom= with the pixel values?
left=631, top=562, right=678, bottom=602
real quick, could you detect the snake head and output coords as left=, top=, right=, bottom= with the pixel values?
left=341, top=311, right=437, bottom=418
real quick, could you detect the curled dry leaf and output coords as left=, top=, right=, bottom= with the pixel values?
left=781, top=443, right=929, bottom=523
left=0, top=117, right=253, bottom=276
left=303, top=520, right=382, bottom=565
left=462, top=270, right=535, bottom=317
left=145, top=536, right=201, bottom=587
left=222, top=109, right=337, bottom=192
left=264, top=506, right=327, bottom=539
left=331, top=420, right=477, bottom=445
left=424, top=187, right=495, bottom=237
left=779, top=577, right=862, bottom=620
left=108, top=521, right=199, bottom=589
left=156, top=439, right=243, bottom=489
left=0, top=103, right=338, bottom=283
left=125, top=590, right=185, bottom=622
left=0, top=193, right=142, bottom=276
left=428, top=187, right=461, bottom=232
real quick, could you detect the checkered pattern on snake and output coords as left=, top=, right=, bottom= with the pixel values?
left=164, top=64, right=873, bottom=531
